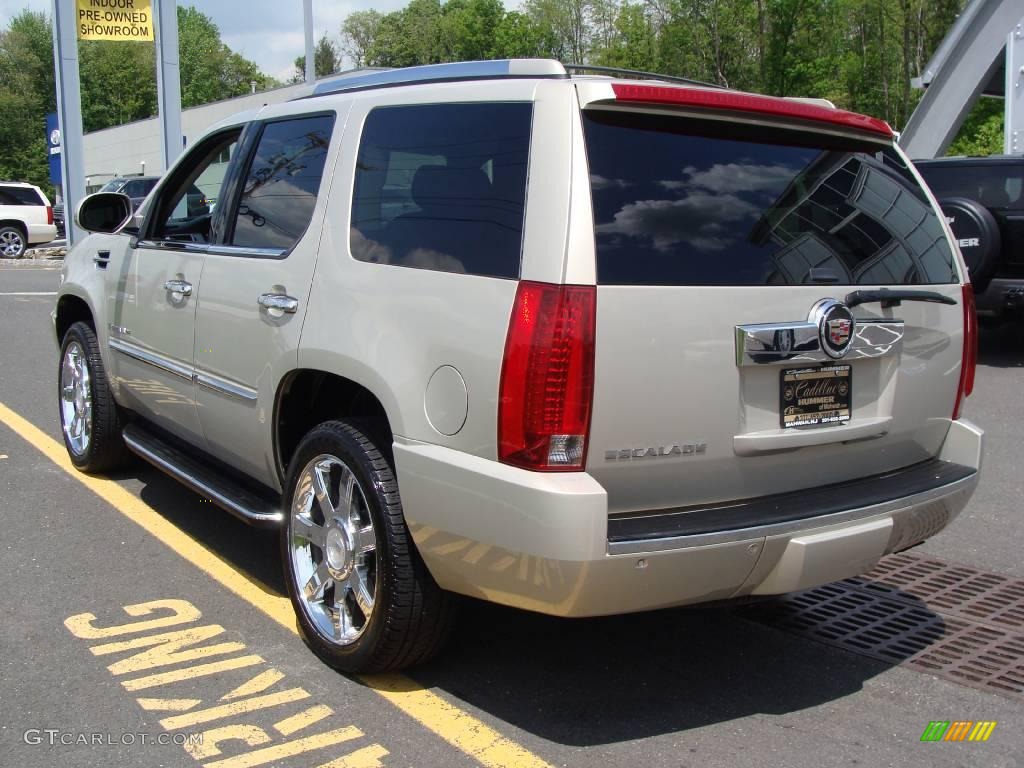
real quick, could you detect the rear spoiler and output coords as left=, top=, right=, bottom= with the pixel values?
left=602, top=83, right=893, bottom=140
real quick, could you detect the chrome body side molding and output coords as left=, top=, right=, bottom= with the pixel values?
left=110, top=339, right=258, bottom=402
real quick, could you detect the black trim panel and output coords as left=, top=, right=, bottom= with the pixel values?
left=608, top=459, right=976, bottom=542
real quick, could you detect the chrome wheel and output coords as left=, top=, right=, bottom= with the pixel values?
left=290, top=454, right=377, bottom=646
left=60, top=341, right=92, bottom=456
left=0, top=228, right=24, bottom=257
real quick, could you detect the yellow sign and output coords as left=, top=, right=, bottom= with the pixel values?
left=76, top=0, right=154, bottom=42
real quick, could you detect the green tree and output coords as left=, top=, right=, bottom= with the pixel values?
left=441, top=0, right=504, bottom=60
left=293, top=34, right=341, bottom=81
left=0, top=10, right=56, bottom=193
left=177, top=6, right=272, bottom=108
left=948, top=98, right=1004, bottom=157
left=79, top=40, right=157, bottom=132
left=492, top=11, right=560, bottom=58
left=340, top=10, right=383, bottom=67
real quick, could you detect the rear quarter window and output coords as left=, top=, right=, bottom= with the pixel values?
left=350, top=102, right=532, bottom=278
left=583, top=110, right=958, bottom=286
left=0, top=186, right=44, bottom=206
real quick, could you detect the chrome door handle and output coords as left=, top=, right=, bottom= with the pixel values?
left=257, top=293, right=299, bottom=314
left=164, top=279, right=193, bottom=297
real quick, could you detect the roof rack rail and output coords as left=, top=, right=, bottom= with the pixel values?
left=563, top=64, right=724, bottom=90
left=309, top=59, right=567, bottom=97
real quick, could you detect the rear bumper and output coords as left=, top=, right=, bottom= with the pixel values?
left=394, top=419, right=983, bottom=617
left=26, top=223, right=57, bottom=245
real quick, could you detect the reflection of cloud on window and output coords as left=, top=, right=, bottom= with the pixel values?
left=401, top=248, right=466, bottom=273
left=596, top=193, right=758, bottom=252
left=658, top=163, right=797, bottom=194
left=349, top=228, right=465, bottom=273
left=350, top=227, right=393, bottom=264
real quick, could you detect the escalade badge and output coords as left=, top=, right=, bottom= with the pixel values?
left=605, top=443, right=707, bottom=461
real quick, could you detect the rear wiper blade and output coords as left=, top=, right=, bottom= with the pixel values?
left=845, top=289, right=957, bottom=309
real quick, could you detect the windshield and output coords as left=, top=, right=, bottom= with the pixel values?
left=583, top=110, right=958, bottom=286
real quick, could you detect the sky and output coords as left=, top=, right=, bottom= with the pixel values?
left=0, top=0, right=417, bottom=81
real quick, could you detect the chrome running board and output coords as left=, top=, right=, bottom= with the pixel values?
left=123, top=424, right=283, bottom=527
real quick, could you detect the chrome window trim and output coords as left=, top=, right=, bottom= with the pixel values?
left=194, top=371, right=258, bottom=402
left=735, top=318, right=905, bottom=366
left=205, top=244, right=287, bottom=259
left=607, top=470, right=977, bottom=555
left=136, top=239, right=209, bottom=254
left=109, top=338, right=193, bottom=381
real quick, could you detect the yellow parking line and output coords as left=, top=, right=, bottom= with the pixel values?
left=0, top=402, right=552, bottom=768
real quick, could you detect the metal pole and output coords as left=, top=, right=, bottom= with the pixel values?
left=51, top=0, right=86, bottom=247
left=1006, top=20, right=1024, bottom=155
left=154, top=0, right=183, bottom=171
left=304, top=0, right=315, bottom=83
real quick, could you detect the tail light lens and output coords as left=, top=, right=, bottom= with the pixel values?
left=498, top=281, right=596, bottom=471
left=46, top=206, right=54, bottom=225
left=953, top=283, right=977, bottom=420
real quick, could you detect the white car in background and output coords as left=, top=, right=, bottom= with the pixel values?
left=0, top=182, right=57, bottom=257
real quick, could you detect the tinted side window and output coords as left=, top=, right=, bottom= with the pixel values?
left=584, top=111, right=957, bottom=286
left=350, top=102, right=532, bottom=278
left=230, top=114, right=334, bottom=251
left=0, top=186, right=43, bottom=205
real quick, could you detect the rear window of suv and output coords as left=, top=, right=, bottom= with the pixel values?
left=583, top=110, right=958, bottom=286
left=350, top=102, right=532, bottom=278
left=0, top=186, right=44, bottom=206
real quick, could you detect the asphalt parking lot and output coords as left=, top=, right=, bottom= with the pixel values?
left=1, top=263, right=1022, bottom=768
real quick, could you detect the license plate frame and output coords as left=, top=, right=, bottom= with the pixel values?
left=780, top=364, right=852, bottom=429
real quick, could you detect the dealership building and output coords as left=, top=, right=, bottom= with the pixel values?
left=80, top=80, right=318, bottom=193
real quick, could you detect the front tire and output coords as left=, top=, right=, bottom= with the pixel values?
left=58, top=321, right=128, bottom=472
left=281, top=420, right=455, bottom=673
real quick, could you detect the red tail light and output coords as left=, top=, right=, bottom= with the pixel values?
left=498, top=281, right=596, bottom=471
left=953, top=283, right=977, bottom=420
left=46, top=206, right=54, bottom=225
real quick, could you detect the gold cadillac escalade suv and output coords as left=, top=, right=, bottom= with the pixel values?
left=54, top=60, right=983, bottom=673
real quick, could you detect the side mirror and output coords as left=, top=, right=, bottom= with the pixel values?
left=76, top=192, right=133, bottom=234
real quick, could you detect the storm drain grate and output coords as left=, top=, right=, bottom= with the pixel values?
left=848, top=553, right=1024, bottom=630
left=743, top=552, right=1024, bottom=701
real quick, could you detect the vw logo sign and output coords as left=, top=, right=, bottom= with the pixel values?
left=50, top=128, right=61, bottom=147
left=808, top=298, right=856, bottom=359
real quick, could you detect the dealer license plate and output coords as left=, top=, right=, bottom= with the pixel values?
left=780, top=365, right=852, bottom=429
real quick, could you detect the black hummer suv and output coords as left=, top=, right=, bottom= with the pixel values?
left=915, top=155, right=1024, bottom=320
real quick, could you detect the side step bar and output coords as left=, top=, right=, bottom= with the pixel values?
left=123, top=424, right=284, bottom=527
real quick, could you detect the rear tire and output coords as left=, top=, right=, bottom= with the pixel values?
left=281, top=420, right=455, bottom=673
left=58, top=321, right=128, bottom=472
left=0, top=225, right=26, bottom=258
